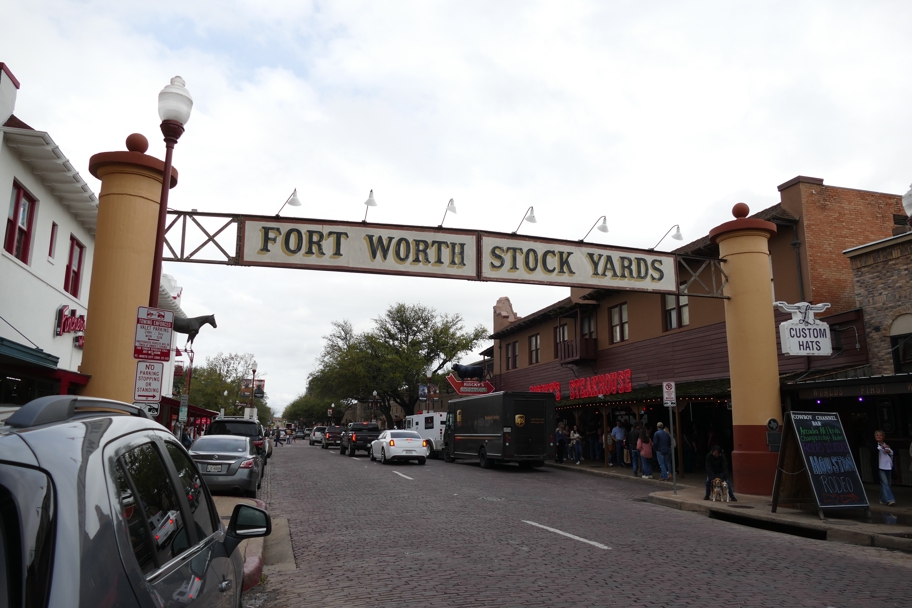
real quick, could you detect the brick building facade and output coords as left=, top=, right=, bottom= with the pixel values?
left=488, top=175, right=910, bottom=484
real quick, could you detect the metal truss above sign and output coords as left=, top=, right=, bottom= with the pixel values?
left=163, top=210, right=728, bottom=298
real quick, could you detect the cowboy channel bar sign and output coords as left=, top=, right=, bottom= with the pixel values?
left=241, top=219, right=678, bottom=293
left=134, top=306, right=174, bottom=362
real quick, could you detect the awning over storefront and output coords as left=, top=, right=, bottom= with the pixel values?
left=0, top=337, right=59, bottom=368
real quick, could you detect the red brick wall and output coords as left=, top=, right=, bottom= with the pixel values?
left=795, top=182, right=902, bottom=313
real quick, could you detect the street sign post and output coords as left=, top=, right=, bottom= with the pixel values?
left=179, top=394, right=188, bottom=423
left=662, top=381, right=678, bottom=495
left=134, top=306, right=174, bottom=362
left=133, top=361, right=164, bottom=403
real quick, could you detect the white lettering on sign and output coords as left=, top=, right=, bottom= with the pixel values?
left=134, top=361, right=164, bottom=402
left=242, top=220, right=477, bottom=279
left=481, top=236, right=677, bottom=293
left=134, top=307, right=174, bottom=362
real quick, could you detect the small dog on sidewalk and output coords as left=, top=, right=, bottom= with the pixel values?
left=711, top=477, right=729, bottom=502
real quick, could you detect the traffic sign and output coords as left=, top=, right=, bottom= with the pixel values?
left=134, top=307, right=174, bottom=362
left=179, top=394, right=189, bottom=422
left=133, top=361, right=164, bottom=402
left=662, top=381, right=676, bottom=408
left=135, top=402, right=160, bottom=417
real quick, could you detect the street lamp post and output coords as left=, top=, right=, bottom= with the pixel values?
left=249, top=360, right=258, bottom=417
left=331, top=402, right=335, bottom=425
left=150, top=76, right=193, bottom=308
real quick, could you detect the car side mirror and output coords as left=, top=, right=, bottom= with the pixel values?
left=224, top=503, right=272, bottom=555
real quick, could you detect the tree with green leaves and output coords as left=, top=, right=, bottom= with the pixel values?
left=307, top=303, right=488, bottom=428
left=178, top=352, right=271, bottom=426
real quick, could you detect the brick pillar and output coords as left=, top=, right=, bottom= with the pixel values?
left=709, top=203, right=779, bottom=495
left=78, top=134, right=177, bottom=402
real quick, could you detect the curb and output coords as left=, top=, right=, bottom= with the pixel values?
left=646, top=493, right=912, bottom=553
left=242, top=498, right=268, bottom=592
left=543, top=461, right=695, bottom=489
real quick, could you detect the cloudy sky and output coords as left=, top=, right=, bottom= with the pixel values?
left=6, top=1, right=912, bottom=413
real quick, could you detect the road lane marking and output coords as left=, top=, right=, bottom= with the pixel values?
left=522, top=520, right=610, bottom=550
left=351, top=457, right=361, bottom=460
left=393, top=471, right=414, bottom=480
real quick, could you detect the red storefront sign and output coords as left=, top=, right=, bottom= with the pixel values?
left=446, top=374, right=494, bottom=395
left=531, top=369, right=633, bottom=402
left=56, top=305, right=86, bottom=336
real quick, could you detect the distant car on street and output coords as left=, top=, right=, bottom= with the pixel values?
left=322, top=425, right=343, bottom=449
left=310, top=426, right=327, bottom=446
left=370, top=430, right=428, bottom=465
left=295, top=429, right=307, bottom=439
left=303, top=427, right=312, bottom=438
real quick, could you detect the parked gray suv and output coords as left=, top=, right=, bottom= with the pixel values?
left=0, top=395, right=272, bottom=607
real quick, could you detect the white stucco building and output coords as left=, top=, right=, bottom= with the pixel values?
left=0, top=63, right=186, bottom=405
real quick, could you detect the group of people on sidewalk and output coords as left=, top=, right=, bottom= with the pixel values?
left=556, top=418, right=738, bottom=501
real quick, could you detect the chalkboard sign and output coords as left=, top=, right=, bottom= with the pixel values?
left=771, top=411, right=869, bottom=518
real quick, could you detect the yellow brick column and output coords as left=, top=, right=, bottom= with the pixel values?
left=709, top=203, right=779, bottom=495
left=79, top=134, right=178, bottom=402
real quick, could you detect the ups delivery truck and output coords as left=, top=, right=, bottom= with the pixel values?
left=443, top=391, right=555, bottom=468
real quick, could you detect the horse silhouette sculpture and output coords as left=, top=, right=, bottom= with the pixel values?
left=452, top=363, right=485, bottom=381
left=173, top=314, right=217, bottom=346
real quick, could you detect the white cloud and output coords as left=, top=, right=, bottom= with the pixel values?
left=5, top=0, right=912, bottom=411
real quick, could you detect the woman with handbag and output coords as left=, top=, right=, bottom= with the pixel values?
left=637, top=432, right=654, bottom=479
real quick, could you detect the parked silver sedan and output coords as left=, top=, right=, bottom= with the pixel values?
left=370, top=430, right=428, bottom=465
left=189, top=435, right=263, bottom=498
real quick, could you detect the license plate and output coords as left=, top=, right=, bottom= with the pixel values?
left=206, top=464, right=222, bottom=473
left=404, top=450, right=415, bottom=454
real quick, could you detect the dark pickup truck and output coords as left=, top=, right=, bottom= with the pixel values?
left=339, top=422, right=381, bottom=456
left=321, top=425, right=343, bottom=449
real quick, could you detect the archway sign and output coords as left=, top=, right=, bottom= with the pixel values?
left=163, top=212, right=728, bottom=298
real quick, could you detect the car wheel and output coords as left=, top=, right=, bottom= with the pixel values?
left=479, top=448, right=493, bottom=469
left=339, top=444, right=345, bottom=455
left=418, top=457, right=426, bottom=465
left=444, top=445, right=455, bottom=463
left=321, top=441, right=326, bottom=449
left=370, top=448, right=376, bottom=461
left=349, top=445, right=356, bottom=457
left=309, top=440, right=313, bottom=446
left=381, top=448, right=389, bottom=464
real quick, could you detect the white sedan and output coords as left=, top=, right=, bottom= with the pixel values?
left=370, top=430, right=428, bottom=465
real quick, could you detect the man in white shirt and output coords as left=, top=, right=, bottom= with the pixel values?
left=874, top=430, right=896, bottom=506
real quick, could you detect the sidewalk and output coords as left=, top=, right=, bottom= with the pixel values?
left=547, top=458, right=912, bottom=552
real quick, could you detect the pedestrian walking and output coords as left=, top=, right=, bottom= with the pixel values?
left=653, top=422, right=673, bottom=481
left=703, top=445, right=737, bottom=501
left=555, top=424, right=566, bottom=464
left=587, top=425, right=599, bottom=462
left=637, top=432, right=653, bottom=479
left=611, top=420, right=627, bottom=467
left=873, top=430, right=896, bottom=505
left=627, top=422, right=641, bottom=476
left=569, top=426, right=582, bottom=464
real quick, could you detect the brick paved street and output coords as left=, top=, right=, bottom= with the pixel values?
left=247, top=442, right=912, bottom=607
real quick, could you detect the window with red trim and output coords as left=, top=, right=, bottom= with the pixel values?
left=4, top=183, right=36, bottom=263
left=48, top=222, right=58, bottom=258
left=64, top=235, right=85, bottom=297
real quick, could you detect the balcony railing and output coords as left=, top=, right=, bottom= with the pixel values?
left=557, top=338, right=598, bottom=363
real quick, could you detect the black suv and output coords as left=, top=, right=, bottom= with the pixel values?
left=0, top=395, right=271, bottom=608
left=207, top=416, right=268, bottom=463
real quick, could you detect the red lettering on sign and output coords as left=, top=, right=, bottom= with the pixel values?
left=568, top=369, right=632, bottom=400
left=56, top=305, right=87, bottom=337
